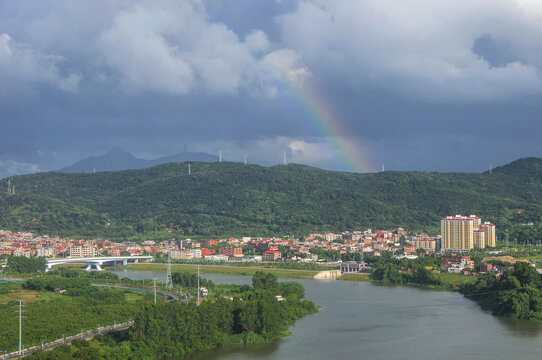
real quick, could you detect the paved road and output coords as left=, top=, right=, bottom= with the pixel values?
left=1, top=322, right=133, bottom=359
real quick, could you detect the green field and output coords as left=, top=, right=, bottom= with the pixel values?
left=337, top=273, right=371, bottom=281
left=436, top=272, right=474, bottom=286
left=0, top=286, right=60, bottom=303
left=126, top=263, right=319, bottom=279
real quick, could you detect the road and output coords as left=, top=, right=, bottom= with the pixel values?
left=1, top=322, right=133, bottom=359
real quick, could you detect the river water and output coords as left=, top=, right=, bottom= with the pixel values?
left=110, top=269, right=542, bottom=360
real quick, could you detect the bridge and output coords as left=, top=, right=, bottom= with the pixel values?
left=46, top=256, right=154, bottom=271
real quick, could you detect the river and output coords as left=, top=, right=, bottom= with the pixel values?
left=110, top=269, right=542, bottom=360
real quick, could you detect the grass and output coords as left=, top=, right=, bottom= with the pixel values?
left=436, top=272, right=474, bottom=286
left=0, top=284, right=62, bottom=303
left=337, top=273, right=371, bottom=282
left=125, top=263, right=320, bottom=279
left=124, top=291, right=147, bottom=303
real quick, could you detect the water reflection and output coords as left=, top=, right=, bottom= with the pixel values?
left=496, top=317, right=542, bottom=337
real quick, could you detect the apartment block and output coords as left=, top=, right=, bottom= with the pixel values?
left=441, top=216, right=474, bottom=251
left=219, top=247, right=243, bottom=257
left=69, top=245, right=95, bottom=258
left=441, top=215, right=496, bottom=251
left=479, top=222, right=496, bottom=247
left=412, top=238, right=437, bottom=252
left=473, top=230, right=485, bottom=248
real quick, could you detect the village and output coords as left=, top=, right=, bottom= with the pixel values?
left=0, top=222, right=526, bottom=276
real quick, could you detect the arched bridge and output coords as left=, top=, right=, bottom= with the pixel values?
left=46, top=256, right=154, bottom=271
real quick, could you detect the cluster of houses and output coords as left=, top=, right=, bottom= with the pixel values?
left=0, top=227, right=440, bottom=263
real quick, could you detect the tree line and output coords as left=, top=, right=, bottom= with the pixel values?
left=2, top=158, right=542, bottom=240
left=24, top=271, right=317, bottom=359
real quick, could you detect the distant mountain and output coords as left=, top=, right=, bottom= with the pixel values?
left=60, top=148, right=218, bottom=173
left=489, top=157, right=542, bottom=177
left=2, top=157, right=542, bottom=240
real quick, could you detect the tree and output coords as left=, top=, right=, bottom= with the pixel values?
left=510, top=262, right=541, bottom=288
left=252, top=271, right=278, bottom=290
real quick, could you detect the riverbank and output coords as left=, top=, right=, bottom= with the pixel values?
left=338, top=271, right=474, bottom=292
left=125, top=263, right=319, bottom=279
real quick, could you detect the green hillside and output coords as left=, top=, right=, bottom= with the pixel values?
left=1, top=158, right=542, bottom=241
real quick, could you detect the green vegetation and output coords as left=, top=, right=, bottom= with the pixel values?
left=368, top=254, right=458, bottom=289
left=460, top=262, right=542, bottom=320
left=26, top=332, right=132, bottom=360
left=1, top=158, right=542, bottom=240
left=23, top=272, right=318, bottom=359
left=171, top=271, right=214, bottom=288
left=338, top=273, right=371, bottom=281
left=0, top=280, right=148, bottom=354
left=6, top=256, right=47, bottom=274
left=126, top=263, right=320, bottom=279
left=23, top=276, right=91, bottom=291
left=155, top=258, right=334, bottom=271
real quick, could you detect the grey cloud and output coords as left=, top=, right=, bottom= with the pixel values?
left=0, top=0, right=540, bottom=177
left=276, top=0, right=542, bottom=101
left=0, top=33, right=80, bottom=93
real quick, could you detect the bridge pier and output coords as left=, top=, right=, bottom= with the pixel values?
left=123, top=259, right=128, bottom=266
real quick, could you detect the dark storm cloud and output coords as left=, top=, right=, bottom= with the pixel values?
left=0, top=0, right=541, bottom=177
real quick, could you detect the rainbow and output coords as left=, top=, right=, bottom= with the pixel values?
left=282, top=71, right=373, bottom=173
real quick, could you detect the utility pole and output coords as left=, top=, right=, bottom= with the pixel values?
left=166, top=250, right=172, bottom=289
left=244, top=153, right=247, bottom=166
left=188, top=163, right=191, bottom=175
left=197, top=265, right=200, bottom=304
left=18, top=301, right=22, bottom=356
left=219, top=150, right=222, bottom=163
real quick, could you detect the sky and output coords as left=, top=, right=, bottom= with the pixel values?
left=0, top=0, right=541, bottom=178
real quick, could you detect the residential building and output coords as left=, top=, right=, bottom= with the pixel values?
left=263, top=250, right=281, bottom=261
left=441, top=254, right=474, bottom=272
left=219, top=247, right=243, bottom=257
left=473, top=230, right=485, bottom=248
left=441, top=215, right=474, bottom=251
left=412, top=238, right=437, bottom=252
left=469, top=215, right=481, bottom=229
left=200, top=240, right=217, bottom=247
left=479, top=222, right=496, bottom=247
left=69, top=245, right=95, bottom=258
left=480, top=262, right=493, bottom=273
left=36, top=247, right=54, bottom=257
left=170, top=249, right=194, bottom=260
left=204, top=254, right=229, bottom=261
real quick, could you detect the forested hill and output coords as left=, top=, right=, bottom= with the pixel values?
left=1, top=158, right=542, bottom=240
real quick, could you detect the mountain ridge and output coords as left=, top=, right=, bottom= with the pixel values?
left=1, top=157, right=541, bottom=240
left=59, top=148, right=219, bottom=173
